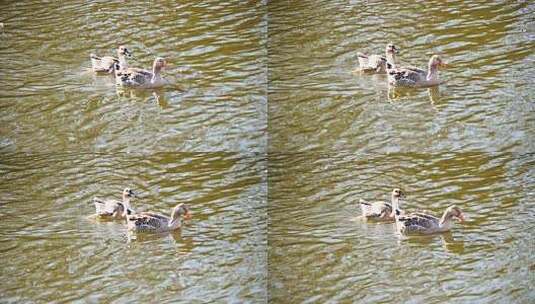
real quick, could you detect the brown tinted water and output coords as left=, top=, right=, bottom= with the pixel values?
left=1, top=0, right=534, bottom=303
left=1, top=0, right=267, bottom=303
left=1, top=152, right=266, bottom=302
left=268, top=0, right=534, bottom=303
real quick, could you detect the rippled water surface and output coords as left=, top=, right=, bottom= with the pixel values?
left=0, top=0, right=266, bottom=153
left=268, top=152, right=534, bottom=303
left=2, top=0, right=534, bottom=302
left=1, top=152, right=266, bottom=302
left=268, top=0, right=534, bottom=154
left=268, top=0, right=534, bottom=303
left=1, top=0, right=267, bottom=302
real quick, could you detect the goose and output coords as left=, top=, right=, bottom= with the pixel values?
left=387, top=55, right=447, bottom=87
left=93, top=188, right=137, bottom=219
left=90, top=45, right=132, bottom=74
left=127, top=203, right=191, bottom=233
left=356, top=43, right=399, bottom=73
left=115, top=57, right=167, bottom=89
left=359, top=188, right=405, bottom=221
left=394, top=205, right=465, bottom=235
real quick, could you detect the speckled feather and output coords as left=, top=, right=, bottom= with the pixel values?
left=127, top=212, right=170, bottom=232
left=398, top=212, right=440, bottom=233
left=117, top=68, right=153, bottom=87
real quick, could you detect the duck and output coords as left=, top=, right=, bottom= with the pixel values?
left=394, top=205, right=465, bottom=235
left=93, top=188, right=137, bottom=219
left=126, top=203, right=191, bottom=233
left=90, top=45, right=132, bottom=74
left=115, top=57, right=168, bottom=89
left=386, top=55, right=447, bottom=87
left=359, top=188, right=405, bottom=221
left=356, top=43, right=399, bottom=74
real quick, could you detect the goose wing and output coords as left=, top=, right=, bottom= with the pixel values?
left=360, top=199, right=392, bottom=219
left=398, top=212, right=440, bottom=232
left=117, top=68, right=153, bottom=86
left=388, top=67, right=426, bottom=86
left=357, top=52, right=386, bottom=70
left=128, top=212, right=168, bottom=231
left=93, top=198, right=123, bottom=216
left=90, top=54, right=118, bottom=73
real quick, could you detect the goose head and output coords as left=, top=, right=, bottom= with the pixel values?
left=445, top=205, right=465, bottom=223
left=392, top=188, right=406, bottom=200
left=122, top=188, right=137, bottom=199
left=171, top=203, right=192, bottom=222
left=391, top=188, right=406, bottom=214
left=429, top=55, right=447, bottom=69
left=385, top=42, right=400, bottom=55
left=117, top=45, right=132, bottom=58
left=153, top=57, right=167, bottom=72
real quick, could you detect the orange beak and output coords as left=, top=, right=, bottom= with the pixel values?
left=457, top=213, right=465, bottom=223
left=439, top=62, right=449, bottom=68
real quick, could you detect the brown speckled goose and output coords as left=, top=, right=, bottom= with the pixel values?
left=93, top=188, right=137, bottom=219
left=127, top=203, right=191, bottom=233
left=394, top=205, right=465, bottom=235
left=359, top=188, right=405, bottom=221
left=90, top=45, right=132, bottom=74
left=387, top=55, right=448, bottom=87
left=356, top=43, right=399, bottom=73
left=115, top=57, right=168, bottom=89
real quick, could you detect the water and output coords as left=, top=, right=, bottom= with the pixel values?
left=1, top=0, right=534, bottom=303
left=0, top=152, right=267, bottom=302
left=0, top=0, right=267, bottom=303
left=268, top=152, right=534, bottom=303
left=268, top=0, right=534, bottom=303
left=268, top=0, right=534, bottom=154
left=0, top=0, right=267, bottom=153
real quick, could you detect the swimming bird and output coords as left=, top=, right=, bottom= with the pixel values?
left=126, top=203, right=191, bottom=233
left=115, top=57, right=168, bottom=89
left=356, top=43, right=399, bottom=73
left=93, top=188, right=137, bottom=219
left=387, top=55, right=447, bottom=87
left=90, top=45, right=132, bottom=74
left=359, top=188, right=405, bottom=221
left=394, top=205, right=465, bottom=235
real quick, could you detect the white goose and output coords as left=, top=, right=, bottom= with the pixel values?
left=359, top=188, right=405, bottom=221
left=90, top=45, right=132, bottom=74
left=127, top=203, right=191, bottom=233
left=93, top=188, right=137, bottom=219
left=115, top=57, right=168, bottom=89
left=356, top=43, right=399, bottom=73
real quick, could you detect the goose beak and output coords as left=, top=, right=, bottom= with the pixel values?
left=439, top=61, right=448, bottom=68
left=457, top=213, right=465, bottom=223
left=394, top=46, right=400, bottom=54
left=125, top=49, right=132, bottom=57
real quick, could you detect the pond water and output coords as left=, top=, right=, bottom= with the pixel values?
left=268, top=0, right=534, bottom=303
left=1, top=0, right=534, bottom=303
left=0, top=0, right=266, bottom=153
left=1, top=0, right=267, bottom=303
left=0, top=151, right=267, bottom=302
left=268, top=151, right=534, bottom=303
